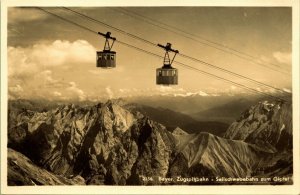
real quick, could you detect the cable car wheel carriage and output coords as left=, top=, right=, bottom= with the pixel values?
left=97, top=32, right=116, bottom=68
left=97, top=32, right=179, bottom=85
left=156, top=43, right=179, bottom=85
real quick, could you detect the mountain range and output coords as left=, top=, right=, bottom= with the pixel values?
left=7, top=98, right=292, bottom=185
left=124, top=103, right=228, bottom=136
left=8, top=94, right=262, bottom=125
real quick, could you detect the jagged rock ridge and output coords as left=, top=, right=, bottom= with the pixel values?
left=8, top=101, right=175, bottom=184
left=7, top=148, right=85, bottom=185
left=7, top=100, right=292, bottom=185
left=224, top=100, right=292, bottom=152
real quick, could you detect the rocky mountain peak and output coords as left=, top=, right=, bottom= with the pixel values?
left=7, top=99, right=293, bottom=185
left=8, top=100, right=177, bottom=184
left=172, top=127, right=188, bottom=136
left=105, top=98, right=127, bottom=107
left=224, top=100, right=292, bottom=152
left=100, top=100, right=136, bottom=133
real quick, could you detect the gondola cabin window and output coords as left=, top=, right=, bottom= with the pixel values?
left=96, top=51, right=116, bottom=68
left=156, top=66, right=178, bottom=85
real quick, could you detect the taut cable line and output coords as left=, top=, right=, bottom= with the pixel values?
left=35, top=7, right=290, bottom=102
left=60, top=7, right=290, bottom=94
left=112, top=7, right=291, bottom=74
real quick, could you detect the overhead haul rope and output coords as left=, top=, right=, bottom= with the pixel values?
left=35, top=7, right=290, bottom=102
left=60, top=7, right=291, bottom=94
left=111, top=7, right=291, bottom=75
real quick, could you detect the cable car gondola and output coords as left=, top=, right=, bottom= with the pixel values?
left=156, top=43, right=179, bottom=85
left=96, top=32, right=116, bottom=68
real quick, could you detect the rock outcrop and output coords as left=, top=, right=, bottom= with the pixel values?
left=8, top=148, right=85, bottom=185
left=8, top=100, right=175, bottom=185
left=7, top=99, right=293, bottom=185
left=224, top=101, right=292, bottom=152
left=170, top=132, right=273, bottom=179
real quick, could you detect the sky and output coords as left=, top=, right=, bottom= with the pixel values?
left=7, top=6, right=292, bottom=101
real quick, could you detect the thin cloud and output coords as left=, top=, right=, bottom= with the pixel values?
left=53, top=91, right=62, bottom=97
left=273, top=51, right=291, bottom=65
left=283, top=88, right=292, bottom=93
left=67, top=82, right=86, bottom=101
left=105, top=86, right=114, bottom=99
left=8, top=7, right=48, bottom=24
left=35, top=70, right=69, bottom=89
left=8, top=39, right=94, bottom=100
left=8, top=84, right=24, bottom=99
left=8, top=39, right=96, bottom=82
left=258, top=55, right=272, bottom=64
left=173, top=91, right=209, bottom=97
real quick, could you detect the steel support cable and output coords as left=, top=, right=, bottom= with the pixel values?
left=60, top=7, right=291, bottom=94
left=109, top=40, right=290, bottom=102
left=178, top=53, right=286, bottom=93
left=61, top=7, right=157, bottom=47
left=35, top=7, right=289, bottom=102
left=113, top=7, right=290, bottom=72
left=36, top=7, right=98, bottom=35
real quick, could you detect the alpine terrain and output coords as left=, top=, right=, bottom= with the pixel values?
left=7, top=99, right=292, bottom=185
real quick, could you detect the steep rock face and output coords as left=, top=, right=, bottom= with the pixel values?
left=172, top=127, right=189, bottom=136
left=8, top=99, right=293, bottom=185
left=224, top=101, right=292, bottom=152
left=79, top=117, right=175, bottom=185
left=169, top=132, right=268, bottom=179
left=9, top=103, right=101, bottom=176
left=8, top=100, right=175, bottom=185
left=7, top=148, right=85, bottom=185
left=129, top=120, right=175, bottom=184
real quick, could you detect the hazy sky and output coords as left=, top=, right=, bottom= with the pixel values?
left=7, top=7, right=292, bottom=101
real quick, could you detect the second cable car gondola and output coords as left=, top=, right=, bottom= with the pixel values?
left=156, top=43, right=179, bottom=85
left=96, top=32, right=116, bottom=68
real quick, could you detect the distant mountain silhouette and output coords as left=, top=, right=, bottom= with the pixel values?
left=126, top=94, right=263, bottom=115
left=125, top=103, right=229, bottom=136
left=192, top=98, right=260, bottom=123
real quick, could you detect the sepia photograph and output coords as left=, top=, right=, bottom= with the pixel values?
left=1, top=0, right=299, bottom=194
